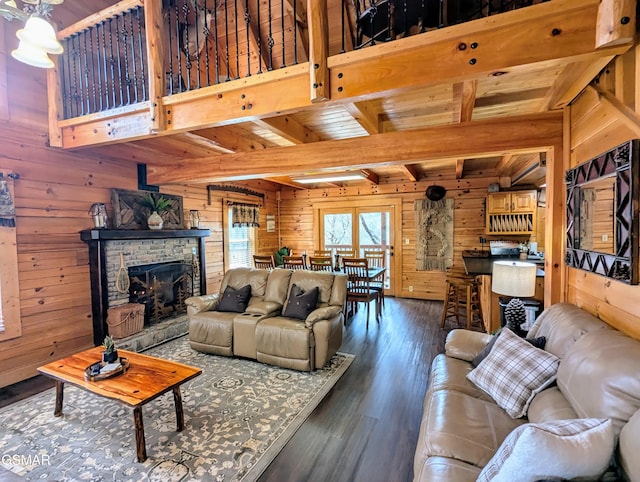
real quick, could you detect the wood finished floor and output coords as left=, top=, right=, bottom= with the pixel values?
left=0, top=298, right=468, bottom=481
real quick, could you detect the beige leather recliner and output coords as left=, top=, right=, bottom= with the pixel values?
left=185, top=267, right=347, bottom=371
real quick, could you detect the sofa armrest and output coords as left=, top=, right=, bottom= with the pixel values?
left=185, top=294, right=219, bottom=315
left=445, top=329, right=493, bottom=362
left=246, top=301, right=283, bottom=316
left=305, top=306, right=342, bottom=328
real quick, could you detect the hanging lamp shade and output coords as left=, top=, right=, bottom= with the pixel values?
left=16, top=15, right=63, bottom=55
left=11, top=39, right=54, bottom=68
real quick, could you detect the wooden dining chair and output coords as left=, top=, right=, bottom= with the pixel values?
left=336, top=249, right=356, bottom=268
left=309, top=256, right=333, bottom=271
left=313, top=249, right=332, bottom=257
left=253, top=254, right=275, bottom=270
left=282, top=255, right=307, bottom=270
left=342, top=257, right=381, bottom=328
left=364, top=249, right=386, bottom=307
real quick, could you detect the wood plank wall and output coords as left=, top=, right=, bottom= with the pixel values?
left=0, top=50, right=279, bottom=387
left=566, top=50, right=640, bottom=341
left=278, top=173, right=543, bottom=300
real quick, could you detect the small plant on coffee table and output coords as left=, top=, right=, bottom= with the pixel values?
left=102, top=335, right=119, bottom=363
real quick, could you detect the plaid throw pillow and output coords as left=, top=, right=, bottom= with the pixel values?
left=467, top=328, right=559, bottom=418
left=477, top=418, right=614, bottom=482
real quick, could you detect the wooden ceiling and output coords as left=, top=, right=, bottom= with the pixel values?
left=49, top=0, right=633, bottom=191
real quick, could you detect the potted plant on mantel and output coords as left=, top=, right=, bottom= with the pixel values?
left=140, top=194, right=172, bottom=230
left=102, top=335, right=119, bottom=363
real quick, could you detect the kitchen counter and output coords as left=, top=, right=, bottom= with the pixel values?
left=462, top=255, right=545, bottom=277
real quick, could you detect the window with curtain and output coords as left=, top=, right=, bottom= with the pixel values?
left=226, top=203, right=259, bottom=269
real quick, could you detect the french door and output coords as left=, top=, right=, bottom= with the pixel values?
left=317, top=201, right=399, bottom=296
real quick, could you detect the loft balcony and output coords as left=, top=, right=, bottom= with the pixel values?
left=45, top=0, right=634, bottom=186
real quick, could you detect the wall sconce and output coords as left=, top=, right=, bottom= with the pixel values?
left=189, top=210, right=200, bottom=229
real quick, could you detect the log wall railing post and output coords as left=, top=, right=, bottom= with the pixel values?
left=47, top=57, right=64, bottom=147
left=595, top=0, right=636, bottom=49
left=144, top=0, right=166, bottom=133
left=307, top=0, right=329, bottom=103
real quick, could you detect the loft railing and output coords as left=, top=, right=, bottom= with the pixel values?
left=52, top=0, right=545, bottom=121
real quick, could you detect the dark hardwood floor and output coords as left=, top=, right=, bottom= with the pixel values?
left=259, top=297, right=450, bottom=482
left=0, top=297, right=469, bottom=481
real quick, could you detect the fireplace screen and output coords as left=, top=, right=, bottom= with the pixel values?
left=128, top=262, right=194, bottom=324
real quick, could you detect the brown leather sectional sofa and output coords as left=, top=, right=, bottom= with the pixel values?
left=414, top=303, right=640, bottom=481
left=185, top=267, right=347, bottom=371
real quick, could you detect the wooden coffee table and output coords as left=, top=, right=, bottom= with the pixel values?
left=37, top=346, right=202, bottom=462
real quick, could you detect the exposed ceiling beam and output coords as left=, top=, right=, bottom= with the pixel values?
left=264, top=176, right=306, bottom=189
left=343, top=101, right=380, bottom=134
left=511, top=153, right=542, bottom=185
left=452, top=80, right=477, bottom=179
left=147, top=111, right=562, bottom=184
left=494, top=153, right=517, bottom=176
left=590, top=84, right=640, bottom=137
left=541, top=57, right=614, bottom=110
left=179, top=132, right=235, bottom=154
left=254, top=115, right=321, bottom=144
left=400, top=164, right=420, bottom=182
left=363, top=170, right=379, bottom=185
left=192, top=126, right=270, bottom=152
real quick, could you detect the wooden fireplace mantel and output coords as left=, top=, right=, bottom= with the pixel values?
left=80, top=228, right=211, bottom=345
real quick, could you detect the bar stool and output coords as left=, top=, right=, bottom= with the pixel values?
left=440, top=269, right=482, bottom=330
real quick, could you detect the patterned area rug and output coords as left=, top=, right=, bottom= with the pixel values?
left=0, top=337, right=354, bottom=481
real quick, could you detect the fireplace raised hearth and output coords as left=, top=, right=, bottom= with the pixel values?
left=81, top=228, right=210, bottom=346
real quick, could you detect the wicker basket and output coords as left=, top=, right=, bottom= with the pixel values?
left=107, top=303, right=145, bottom=339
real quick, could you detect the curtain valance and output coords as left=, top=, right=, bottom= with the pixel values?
left=231, top=202, right=260, bottom=227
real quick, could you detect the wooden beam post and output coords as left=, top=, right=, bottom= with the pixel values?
left=46, top=56, right=64, bottom=148
left=595, top=0, right=636, bottom=49
left=144, top=0, right=166, bottom=133
left=307, top=0, right=329, bottom=102
left=0, top=22, right=8, bottom=121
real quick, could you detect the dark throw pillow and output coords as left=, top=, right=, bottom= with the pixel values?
left=471, top=328, right=546, bottom=368
left=217, top=284, right=252, bottom=313
left=283, top=284, right=319, bottom=320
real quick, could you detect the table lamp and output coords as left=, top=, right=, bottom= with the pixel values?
left=492, top=260, right=537, bottom=334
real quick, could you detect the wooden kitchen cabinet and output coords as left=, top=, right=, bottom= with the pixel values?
left=486, top=190, right=537, bottom=234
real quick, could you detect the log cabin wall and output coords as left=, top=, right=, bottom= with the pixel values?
left=0, top=34, right=279, bottom=387
left=278, top=173, right=525, bottom=300
left=566, top=49, right=640, bottom=340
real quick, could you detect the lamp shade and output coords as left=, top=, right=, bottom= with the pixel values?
left=11, top=40, right=54, bottom=68
left=491, top=260, right=536, bottom=297
left=16, top=15, right=63, bottom=55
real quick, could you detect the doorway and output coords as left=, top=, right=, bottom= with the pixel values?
left=316, top=200, right=400, bottom=296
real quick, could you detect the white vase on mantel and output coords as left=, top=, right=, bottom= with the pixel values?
left=147, top=211, right=164, bottom=230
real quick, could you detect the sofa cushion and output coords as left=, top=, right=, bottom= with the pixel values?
left=467, top=328, right=559, bottom=418
left=471, top=329, right=546, bottom=367
left=527, top=303, right=611, bottom=359
left=416, top=389, right=525, bottom=468
left=305, top=305, right=342, bottom=327
left=557, top=328, right=640, bottom=435
left=619, top=409, right=640, bottom=482
left=289, top=270, right=334, bottom=305
left=413, top=456, right=480, bottom=482
left=427, top=354, right=492, bottom=402
left=217, top=284, right=252, bottom=313
left=283, top=284, right=319, bottom=320
left=527, top=386, right=578, bottom=423
left=477, top=418, right=614, bottom=482
left=263, top=268, right=293, bottom=304
left=445, top=329, right=493, bottom=362
left=221, top=267, right=269, bottom=298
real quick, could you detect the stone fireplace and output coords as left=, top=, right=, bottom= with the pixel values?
left=81, top=229, right=209, bottom=350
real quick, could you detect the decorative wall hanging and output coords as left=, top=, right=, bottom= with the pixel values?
left=231, top=202, right=260, bottom=227
left=0, top=173, right=16, bottom=228
left=111, top=189, right=184, bottom=230
left=415, top=198, right=454, bottom=271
